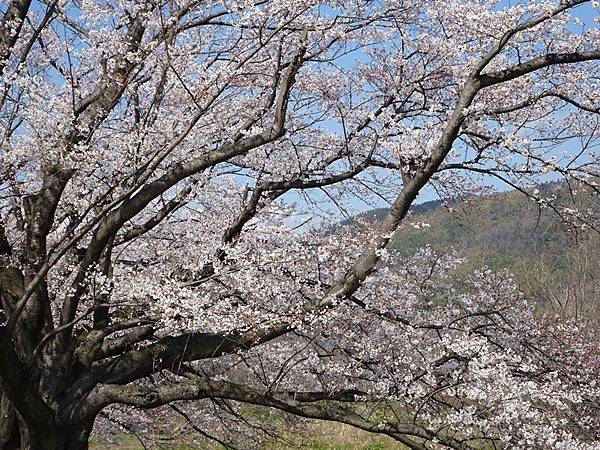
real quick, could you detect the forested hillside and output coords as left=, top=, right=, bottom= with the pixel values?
left=360, top=182, right=600, bottom=318
left=393, top=183, right=568, bottom=263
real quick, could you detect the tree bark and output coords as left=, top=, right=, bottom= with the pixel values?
left=0, top=388, right=20, bottom=450
left=0, top=398, right=92, bottom=450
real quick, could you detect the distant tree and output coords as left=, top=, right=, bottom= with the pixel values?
left=1, top=1, right=600, bottom=449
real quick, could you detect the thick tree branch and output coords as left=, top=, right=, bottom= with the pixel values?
left=480, top=51, right=600, bottom=87
left=0, top=0, right=32, bottom=75
left=97, top=378, right=472, bottom=449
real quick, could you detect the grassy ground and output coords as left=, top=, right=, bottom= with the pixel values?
left=90, top=422, right=409, bottom=449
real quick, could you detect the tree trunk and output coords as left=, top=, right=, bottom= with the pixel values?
left=0, top=421, right=91, bottom=450
left=57, top=425, right=92, bottom=450
left=0, top=389, right=20, bottom=450
left=0, top=391, right=92, bottom=450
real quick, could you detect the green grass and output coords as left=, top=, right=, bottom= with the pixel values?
left=90, top=421, right=409, bottom=449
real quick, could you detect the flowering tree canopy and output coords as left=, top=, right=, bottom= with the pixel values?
left=1, top=0, right=600, bottom=449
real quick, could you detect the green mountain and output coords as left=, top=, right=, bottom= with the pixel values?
left=390, top=183, right=572, bottom=272
left=365, top=181, right=600, bottom=315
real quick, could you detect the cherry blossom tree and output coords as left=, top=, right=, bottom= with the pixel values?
left=1, top=0, right=600, bottom=449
